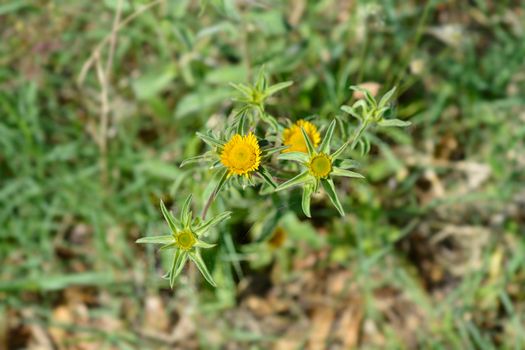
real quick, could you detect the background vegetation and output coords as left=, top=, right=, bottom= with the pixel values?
left=1, top=0, right=525, bottom=349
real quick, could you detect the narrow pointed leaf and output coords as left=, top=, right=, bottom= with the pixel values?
left=378, top=119, right=411, bottom=127
left=275, top=171, right=310, bottom=192
left=300, top=127, right=315, bottom=156
left=321, top=178, right=345, bottom=216
left=378, top=86, right=397, bottom=108
left=319, top=119, right=337, bottom=154
left=170, top=251, right=188, bottom=288
left=340, top=105, right=363, bottom=121
left=189, top=251, right=217, bottom=287
left=332, top=167, right=365, bottom=179
left=160, top=200, right=181, bottom=233
left=351, top=86, right=376, bottom=107
left=351, top=99, right=368, bottom=113
left=264, top=81, right=293, bottom=97
left=136, top=235, right=173, bottom=245
left=180, top=154, right=212, bottom=167
left=255, top=209, right=283, bottom=243
left=206, top=169, right=228, bottom=213
left=331, top=140, right=350, bottom=160
left=180, top=194, right=193, bottom=226
left=194, top=211, right=231, bottom=236
left=255, top=67, right=268, bottom=91
left=336, top=115, right=348, bottom=140
left=314, top=178, right=320, bottom=193
left=278, top=151, right=309, bottom=163
left=160, top=242, right=177, bottom=250
left=195, top=240, right=216, bottom=249
left=229, top=82, right=252, bottom=97
left=260, top=112, right=279, bottom=131
left=302, top=184, right=314, bottom=218
left=236, top=112, right=247, bottom=134
left=337, top=159, right=360, bottom=169
left=196, top=132, right=225, bottom=148
left=258, top=166, right=277, bottom=189
left=262, top=145, right=289, bottom=157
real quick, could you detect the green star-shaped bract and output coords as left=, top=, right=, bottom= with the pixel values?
left=275, top=119, right=365, bottom=217
left=136, top=195, right=231, bottom=287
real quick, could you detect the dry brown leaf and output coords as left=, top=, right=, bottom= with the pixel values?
left=308, top=306, right=334, bottom=350
left=335, top=306, right=363, bottom=349
left=49, top=306, right=73, bottom=348
left=144, top=295, right=170, bottom=333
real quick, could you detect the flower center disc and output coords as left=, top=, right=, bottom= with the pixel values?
left=230, top=144, right=256, bottom=169
left=175, top=230, right=196, bottom=251
left=309, top=154, right=332, bottom=178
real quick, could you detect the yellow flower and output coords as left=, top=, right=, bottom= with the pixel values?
left=220, top=133, right=261, bottom=177
left=282, top=120, right=321, bottom=153
left=308, top=153, right=332, bottom=179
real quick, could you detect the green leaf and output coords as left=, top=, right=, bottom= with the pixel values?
left=321, top=178, right=345, bottom=216
left=331, top=140, right=350, bottom=160
left=189, top=250, right=217, bottom=287
left=180, top=153, right=212, bottom=168
left=302, top=184, right=314, bottom=218
left=175, top=88, right=231, bottom=118
left=136, top=235, right=173, bottom=245
left=258, top=166, right=277, bottom=189
left=300, top=127, right=316, bottom=156
left=262, top=145, right=289, bottom=157
left=212, top=168, right=229, bottom=197
left=255, top=66, right=268, bottom=91
left=205, top=64, right=247, bottom=84
left=170, top=251, right=188, bottom=288
left=132, top=63, right=177, bottom=100
left=264, top=81, right=293, bottom=97
left=275, top=171, right=310, bottom=192
left=260, top=112, right=280, bottom=131
left=319, top=119, right=336, bottom=154
left=195, top=240, right=216, bottom=249
left=194, top=211, right=231, bottom=236
left=332, top=167, right=365, bottom=179
left=256, top=209, right=283, bottom=243
left=278, top=151, right=309, bottom=163
left=229, top=82, right=253, bottom=97
left=160, top=200, right=181, bottom=233
left=378, top=119, right=411, bottom=127
left=340, top=105, right=363, bottom=121
left=337, top=159, right=360, bottom=169
left=350, top=85, right=376, bottom=108
left=160, top=242, right=177, bottom=251
left=196, top=132, right=225, bottom=148
left=180, top=194, right=193, bottom=226
left=378, top=86, right=397, bottom=108
left=236, top=111, right=247, bottom=135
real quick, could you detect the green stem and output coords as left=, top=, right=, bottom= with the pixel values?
left=350, top=120, right=369, bottom=151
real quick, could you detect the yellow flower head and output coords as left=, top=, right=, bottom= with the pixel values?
left=309, top=153, right=332, bottom=179
left=220, top=133, right=261, bottom=177
left=282, top=120, right=321, bottom=153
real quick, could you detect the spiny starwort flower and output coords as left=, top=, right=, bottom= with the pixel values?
left=341, top=86, right=410, bottom=127
left=182, top=130, right=285, bottom=204
left=229, top=67, right=293, bottom=131
left=136, top=195, right=231, bottom=287
left=282, top=120, right=321, bottom=153
left=220, top=133, right=261, bottom=177
left=275, top=119, right=365, bottom=217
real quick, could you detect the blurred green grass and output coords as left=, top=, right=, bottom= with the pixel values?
left=1, top=0, right=525, bottom=349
